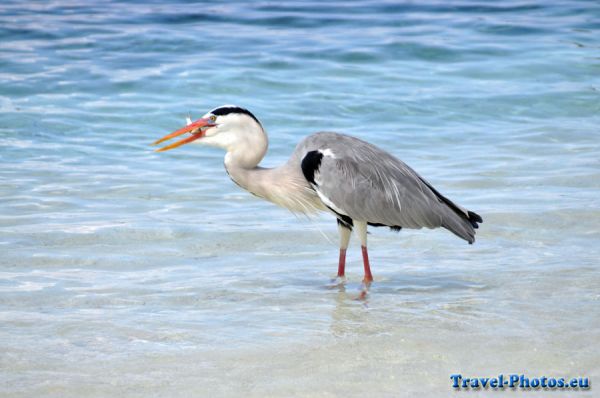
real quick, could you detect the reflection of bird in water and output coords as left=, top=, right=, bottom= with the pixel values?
left=154, top=105, right=482, bottom=295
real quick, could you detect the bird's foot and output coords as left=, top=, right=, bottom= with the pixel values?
left=327, top=275, right=347, bottom=288
left=357, top=288, right=368, bottom=301
left=356, top=280, right=372, bottom=301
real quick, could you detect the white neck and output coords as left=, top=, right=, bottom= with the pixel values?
left=224, top=147, right=324, bottom=215
left=198, top=116, right=324, bottom=214
left=201, top=119, right=268, bottom=169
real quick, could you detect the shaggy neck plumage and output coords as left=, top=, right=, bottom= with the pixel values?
left=223, top=146, right=324, bottom=215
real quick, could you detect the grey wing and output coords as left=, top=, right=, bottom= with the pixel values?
left=295, top=132, right=482, bottom=243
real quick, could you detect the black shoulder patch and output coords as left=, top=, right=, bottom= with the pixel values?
left=211, top=106, right=261, bottom=125
left=301, top=150, right=323, bottom=185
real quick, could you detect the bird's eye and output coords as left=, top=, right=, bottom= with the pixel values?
left=209, top=115, right=217, bottom=122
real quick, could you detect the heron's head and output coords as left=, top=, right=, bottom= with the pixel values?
left=153, top=105, right=268, bottom=167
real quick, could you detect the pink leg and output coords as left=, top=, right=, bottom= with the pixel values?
left=337, top=248, right=347, bottom=277
left=361, top=245, right=373, bottom=283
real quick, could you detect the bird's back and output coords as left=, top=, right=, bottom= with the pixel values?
left=291, top=132, right=482, bottom=243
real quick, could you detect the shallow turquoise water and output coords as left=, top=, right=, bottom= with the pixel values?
left=1, top=1, right=599, bottom=397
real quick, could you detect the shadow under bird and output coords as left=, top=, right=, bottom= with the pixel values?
left=153, top=105, right=482, bottom=292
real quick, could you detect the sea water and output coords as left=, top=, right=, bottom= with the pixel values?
left=1, top=1, right=599, bottom=397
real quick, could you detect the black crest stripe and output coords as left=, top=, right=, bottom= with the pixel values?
left=211, top=106, right=261, bottom=125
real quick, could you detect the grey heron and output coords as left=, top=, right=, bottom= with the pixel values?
left=153, top=105, right=482, bottom=291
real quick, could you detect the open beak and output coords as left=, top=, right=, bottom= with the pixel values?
left=152, top=118, right=216, bottom=152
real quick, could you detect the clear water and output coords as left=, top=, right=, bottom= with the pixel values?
left=1, top=1, right=599, bottom=397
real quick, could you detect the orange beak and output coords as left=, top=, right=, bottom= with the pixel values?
left=152, top=118, right=216, bottom=152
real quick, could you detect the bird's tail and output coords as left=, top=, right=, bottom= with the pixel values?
left=418, top=176, right=483, bottom=244
left=442, top=208, right=482, bottom=244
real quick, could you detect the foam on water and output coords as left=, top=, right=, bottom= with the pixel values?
left=1, top=1, right=599, bottom=396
